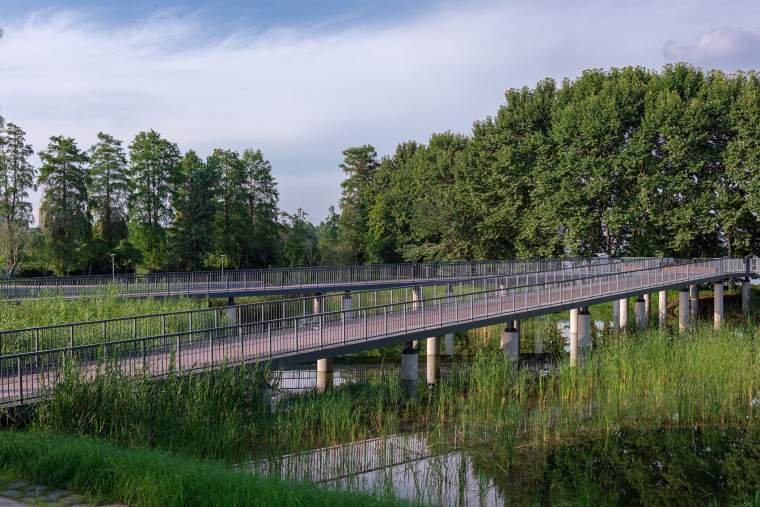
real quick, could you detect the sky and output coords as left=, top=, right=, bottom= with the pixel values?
left=2, top=0, right=760, bottom=223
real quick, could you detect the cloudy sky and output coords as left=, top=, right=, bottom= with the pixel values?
left=2, top=0, right=759, bottom=222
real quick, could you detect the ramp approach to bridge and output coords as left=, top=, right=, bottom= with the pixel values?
left=1, top=257, right=648, bottom=301
left=1, top=257, right=757, bottom=405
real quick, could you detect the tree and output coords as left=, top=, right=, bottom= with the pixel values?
left=237, top=148, right=280, bottom=267
left=212, top=148, right=244, bottom=265
left=169, top=151, right=219, bottom=271
left=127, top=130, right=180, bottom=270
left=280, top=210, right=317, bottom=267
left=88, top=132, right=130, bottom=248
left=37, top=136, right=91, bottom=274
left=0, top=123, right=36, bottom=224
left=338, top=145, right=379, bottom=264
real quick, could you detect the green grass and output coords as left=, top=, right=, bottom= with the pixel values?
left=0, top=430, right=420, bottom=506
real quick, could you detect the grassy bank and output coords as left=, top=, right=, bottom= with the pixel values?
left=0, top=430, right=418, bottom=507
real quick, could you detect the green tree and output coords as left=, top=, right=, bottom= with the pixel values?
left=37, top=136, right=91, bottom=274
left=237, top=148, right=280, bottom=267
left=281, top=209, right=317, bottom=267
left=338, top=145, right=379, bottom=264
left=169, top=151, right=219, bottom=271
left=0, top=123, right=36, bottom=224
left=88, top=132, right=130, bottom=249
left=127, top=130, right=180, bottom=271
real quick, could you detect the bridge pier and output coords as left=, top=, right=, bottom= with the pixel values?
left=679, top=288, right=689, bottom=332
left=612, top=299, right=620, bottom=330
left=634, top=296, right=646, bottom=330
left=571, top=307, right=590, bottom=366
left=317, top=358, right=333, bottom=393
left=714, top=283, right=723, bottom=330
left=659, top=290, right=668, bottom=330
left=569, top=308, right=578, bottom=352
left=619, top=298, right=629, bottom=330
left=535, top=316, right=544, bottom=354
left=226, top=297, right=237, bottom=323
left=445, top=286, right=454, bottom=356
left=501, top=325, right=519, bottom=362
left=743, top=278, right=751, bottom=321
left=427, top=336, right=441, bottom=387
left=412, top=287, right=422, bottom=350
left=644, top=293, right=651, bottom=320
left=401, top=342, right=419, bottom=401
left=690, top=285, right=699, bottom=322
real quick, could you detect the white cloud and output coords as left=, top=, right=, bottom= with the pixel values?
left=664, top=26, right=760, bottom=71
left=1, top=1, right=758, bottom=220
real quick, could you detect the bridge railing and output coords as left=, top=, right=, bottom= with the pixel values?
left=0, top=257, right=652, bottom=301
left=0, top=257, right=666, bottom=359
left=0, top=257, right=751, bottom=405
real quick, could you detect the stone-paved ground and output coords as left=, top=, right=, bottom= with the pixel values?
left=0, top=476, right=126, bottom=507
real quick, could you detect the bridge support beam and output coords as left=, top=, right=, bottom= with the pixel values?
left=401, top=342, right=418, bottom=401
left=571, top=307, right=590, bottom=366
left=612, top=299, right=620, bottom=331
left=714, top=283, right=723, bottom=331
left=316, top=358, right=333, bottom=393
left=679, top=288, right=689, bottom=333
left=427, top=336, right=440, bottom=386
left=659, top=290, right=668, bottom=330
left=412, top=287, right=422, bottom=350
left=634, top=296, right=646, bottom=330
left=569, top=308, right=578, bottom=353
left=690, top=285, right=699, bottom=322
left=644, top=293, right=651, bottom=320
left=501, top=326, right=519, bottom=362
left=743, top=278, right=751, bottom=321
left=619, top=298, right=629, bottom=330
left=445, top=286, right=454, bottom=356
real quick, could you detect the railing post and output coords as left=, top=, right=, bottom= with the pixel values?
left=342, top=313, right=346, bottom=343
left=268, top=322, right=272, bottom=357
left=364, top=309, right=368, bottom=340
left=294, top=317, right=299, bottom=351
left=319, top=313, right=323, bottom=348
left=176, top=334, right=181, bottom=371
left=18, top=357, right=23, bottom=404
left=142, top=337, right=146, bottom=370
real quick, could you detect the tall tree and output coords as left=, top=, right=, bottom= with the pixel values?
left=0, top=123, right=36, bottom=224
left=212, top=148, right=244, bottom=265
left=127, top=130, right=180, bottom=270
left=237, top=148, right=279, bottom=267
left=37, top=136, right=91, bottom=274
left=169, top=151, right=219, bottom=271
left=338, top=145, right=379, bottom=264
left=88, top=132, right=130, bottom=248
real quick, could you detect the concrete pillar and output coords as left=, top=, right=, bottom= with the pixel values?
left=426, top=336, right=441, bottom=386
left=512, top=320, right=520, bottom=334
left=535, top=316, right=544, bottom=355
left=571, top=307, right=590, bottom=366
left=714, top=282, right=723, bottom=331
left=659, top=290, right=668, bottom=330
left=499, top=280, right=508, bottom=297
left=501, top=326, right=519, bottom=362
left=619, top=298, right=629, bottom=330
left=644, top=293, right=651, bottom=319
left=313, top=293, right=322, bottom=314
left=679, top=288, right=689, bottom=333
left=634, top=296, right=646, bottom=330
left=341, top=292, right=353, bottom=312
left=444, top=286, right=454, bottom=356
left=743, top=278, right=751, bottom=321
left=226, top=297, right=237, bottom=323
left=316, top=357, right=333, bottom=392
left=412, top=288, right=422, bottom=350
left=690, top=284, right=699, bottom=322
left=569, top=308, right=578, bottom=351
left=401, top=342, right=418, bottom=401
left=612, top=299, right=620, bottom=330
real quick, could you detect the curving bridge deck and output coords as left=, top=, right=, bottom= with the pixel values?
left=1, top=257, right=757, bottom=405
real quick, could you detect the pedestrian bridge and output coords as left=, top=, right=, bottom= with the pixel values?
left=1, top=257, right=756, bottom=405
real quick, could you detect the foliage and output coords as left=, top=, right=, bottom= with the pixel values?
left=0, top=122, right=36, bottom=224
left=88, top=132, right=130, bottom=249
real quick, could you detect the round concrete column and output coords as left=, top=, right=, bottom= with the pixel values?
left=426, top=336, right=441, bottom=386
left=644, top=293, right=651, bottom=319
left=679, top=288, right=689, bottom=333
left=313, top=293, right=323, bottom=314
left=659, top=290, right=668, bottom=330
left=444, top=287, right=454, bottom=356
left=401, top=342, right=419, bottom=401
left=619, top=298, right=629, bottom=330
left=501, top=326, right=519, bottom=362
left=569, top=308, right=578, bottom=353
left=316, top=357, right=333, bottom=392
left=571, top=308, right=591, bottom=366
left=690, top=284, right=699, bottom=322
left=412, top=287, right=422, bottom=350
left=742, top=278, right=751, bottom=321
left=226, top=297, right=237, bottom=324
left=341, top=292, right=353, bottom=312
left=612, top=299, right=620, bottom=331
left=634, top=296, right=646, bottom=330
left=714, top=282, right=723, bottom=330
left=535, top=316, right=544, bottom=355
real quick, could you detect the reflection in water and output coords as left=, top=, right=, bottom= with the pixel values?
left=250, top=428, right=760, bottom=505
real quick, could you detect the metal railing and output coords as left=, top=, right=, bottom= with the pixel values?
left=0, top=257, right=752, bottom=405
left=0, top=257, right=665, bottom=358
left=0, top=257, right=651, bottom=301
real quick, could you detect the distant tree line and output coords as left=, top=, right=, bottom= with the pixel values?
left=335, top=64, right=760, bottom=263
left=0, top=125, right=344, bottom=275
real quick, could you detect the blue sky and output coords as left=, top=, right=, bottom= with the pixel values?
left=2, top=0, right=759, bottom=222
